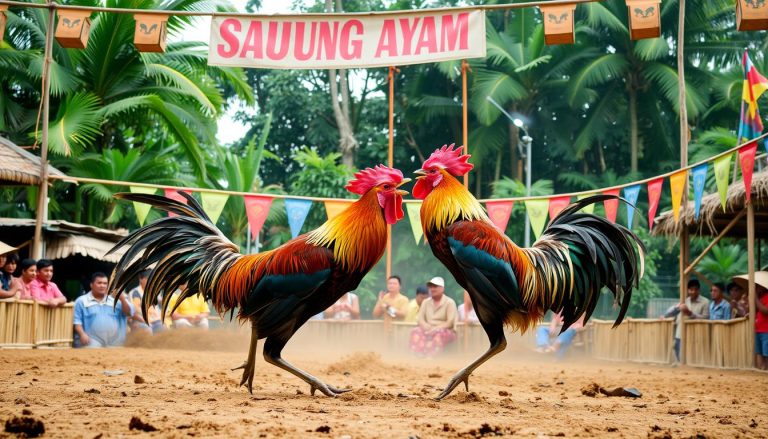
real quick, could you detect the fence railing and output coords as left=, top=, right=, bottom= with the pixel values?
left=0, top=300, right=74, bottom=348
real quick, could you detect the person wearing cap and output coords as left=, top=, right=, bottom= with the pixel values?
left=409, top=276, right=458, bottom=356
left=0, top=242, right=21, bottom=299
left=28, top=259, right=67, bottom=307
left=405, top=285, right=430, bottom=323
left=733, top=271, right=768, bottom=370
left=372, top=275, right=409, bottom=321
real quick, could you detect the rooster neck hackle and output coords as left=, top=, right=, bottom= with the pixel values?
left=306, top=190, right=388, bottom=272
left=420, top=171, right=488, bottom=233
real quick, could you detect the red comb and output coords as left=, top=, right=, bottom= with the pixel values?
left=422, top=143, right=473, bottom=176
left=346, top=165, right=404, bottom=195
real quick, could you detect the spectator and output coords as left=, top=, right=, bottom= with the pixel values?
left=409, top=277, right=458, bottom=357
left=727, top=282, right=748, bottom=318
left=324, top=291, right=360, bottom=320
left=28, top=259, right=67, bottom=307
left=405, top=285, right=430, bottom=323
left=372, top=275, right=409, bottom=321
left=663, top=279, right=710, bottom=362
left=128, top=269, right=163, bottom=333
left=1, top=246, right=20, bottom=299
left=708, top=282, right=731, bottom=320
left=734, top=272, right=768, bottom=370
left=17, top=258, right=38, bottom=300
left=535, top=311, right=585, bottom=358
left=168, top=284, right=210, bottom=329
left=458, top=291, right=480, bottom=324
left=73, top=272, right=133, bottom=348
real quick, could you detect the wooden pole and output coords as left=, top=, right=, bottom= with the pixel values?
left=677, top=0, right=689, bottom=365
left=461, top=59, right=469, bottom=189
left=386, top=66, right=396, bottom=279
left=747, top=201, right=756, bottom=368
left=32, top=2, right=55, bottom=259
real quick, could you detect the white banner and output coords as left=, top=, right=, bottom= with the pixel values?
left=208, top=9, right=486, bottom=69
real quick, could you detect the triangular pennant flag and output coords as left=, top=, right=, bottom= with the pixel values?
left=243, top=195, right=273, bottom=238
left=200, top=192, right=229, bottom=224
left=324, top=200, right=353, bottom=221
left=713, top=153, right=733, bottom=211
left=647, top=177, right=664, bottom=231
left=603, top=189, right=620, bottom=223
left=739, top=142, right=758, bottom=202
left=525, top=199, right=549, bottom=240
left=669, top=170, right=687, bottom=223
left=622, top=185, right=641, bottom=229
left=129, top=186, right=156, bottom=226
left=285, top=198, right=313, bottom=238
left=548, top=196, right=571, bottom=220
left=486, top=200, right=514, bottom=232
left=405, top=201, right=423, bottom=244
left=692, top=163, right=708, bottom=220
left=164, top=188, right=191, bottom=218
left=576, top=193, right=595, bottom=214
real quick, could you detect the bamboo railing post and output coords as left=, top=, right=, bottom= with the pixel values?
left=747, top=200, right=756, bottom=368
left=676, top=0, right=689, bottom=366
left=461, top=59, right=469, bottom=189
left=386, top=66, right=397, bottom=280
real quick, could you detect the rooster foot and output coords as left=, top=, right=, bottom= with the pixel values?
left=309, top=382, right=351, bottom=397
left=232, top=360, right=256, bottom=393
left=434, top=373, right=470, bottom=401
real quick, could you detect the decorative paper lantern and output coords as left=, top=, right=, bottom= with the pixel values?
left=736, top=0, right=768, bottom=31
left=0, top=5, right=8, bottom=42
left=55, top=10, right=92, bottom=49
left=626, top=0, right=661, bottom=40
left=540, top=4, right=577, bottom=45
left=134, top=13, right=168, bottom=52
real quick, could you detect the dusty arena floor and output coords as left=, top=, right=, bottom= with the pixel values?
left=1, top=331, right=767, bottom=438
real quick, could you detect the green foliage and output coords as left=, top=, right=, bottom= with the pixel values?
left=697, top=243, right=749, bottom=284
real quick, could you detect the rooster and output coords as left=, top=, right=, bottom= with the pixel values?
left=108, top=166, right=409, bottom=396
left=413, top=145, right=644, bottom=400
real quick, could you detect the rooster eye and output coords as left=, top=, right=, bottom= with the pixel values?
left=383, top=184, right=392, bottom=190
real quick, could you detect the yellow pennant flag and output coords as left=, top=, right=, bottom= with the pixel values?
left=713, top=153, right=733, bottom=211
left=405, top=201, right=423, bottom=244
left=200, top=192, right=229, bottom=224
left=324, top=200, right=353, bottom=220
left=525, top=199, right=550, bottom=240
left=129, top=186, right=156, bottom=226
left=669, top=170, right=687, bottom=223
left=577, top=193, right=595, bottom=214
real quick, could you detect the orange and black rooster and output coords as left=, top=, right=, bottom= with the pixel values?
left=108, top=166, right=409, bottom=396
left=413, top=145, right=644, bottom=400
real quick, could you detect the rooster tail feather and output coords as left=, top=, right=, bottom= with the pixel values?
left=109, top=191, right=242, bottom=322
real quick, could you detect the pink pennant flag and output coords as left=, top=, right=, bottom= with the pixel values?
left=603, top=188, right=621, bottom=223
left=244, top=195, right=274, bottom=238
left=739, top=142, right=758, bottom=202
left=164, top=188, right=192, bottom=217
left=486, top=201, right=514, bottom=232
left=548, top=196, right=571, bottom=220
left=647, top=177, right=664, bottom=231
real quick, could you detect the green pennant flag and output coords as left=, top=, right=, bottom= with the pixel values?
left=405, top=201, right=423, bottom=244
left=129, top=186, right=157, bottom=226
left=525, top=199, right=550, bottom=240
left=577, top=193, right=595, bottom=214
left=713, top=153, right=733, bottom=211
left=200, top=192, right=229, bottom=224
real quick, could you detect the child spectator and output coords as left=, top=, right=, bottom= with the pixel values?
left=0, top=249, right=20, bottom=299
left=17, top=258, right=38, bottom=300
left=708, top=282, right=731, bottom=320
left=73, top=272, right=133, bottom=348
left=168, top=284, right=210, bottom=329
left=28, top=259, right=67, bottom=307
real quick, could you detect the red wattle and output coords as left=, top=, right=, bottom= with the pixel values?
left=384, top=193, right=404, bottom=225
left=412, top=178, right=433, bottom=200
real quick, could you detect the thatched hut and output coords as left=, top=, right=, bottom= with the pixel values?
left=0, top=136, right=65, bottom=185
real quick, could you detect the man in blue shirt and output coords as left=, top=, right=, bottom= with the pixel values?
left=709, top=282, right=731, bottom=321
left=73, top=272, right=133, bottom=348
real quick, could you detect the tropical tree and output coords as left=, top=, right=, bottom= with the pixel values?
left=697, top=243, right=749, bottom=284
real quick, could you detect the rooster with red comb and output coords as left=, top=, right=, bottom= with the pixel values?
left=108, top=165, right=409, bottom=396
left=414, top=144, right=644, bottom=400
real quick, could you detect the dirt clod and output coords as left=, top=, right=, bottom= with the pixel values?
left=84, top=388, right=100, bottom=394
left=129, top=416, right=158, bottom=432
left=134, top=375, right=145, bottom=384
left=4, top=416, right=45, bottom=438
left=315, top=425, right=331, bottom=433
left=581, top=382, right=601, bottom=397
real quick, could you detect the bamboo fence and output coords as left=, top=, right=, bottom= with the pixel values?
left=0, top=300, right=73, bottom=348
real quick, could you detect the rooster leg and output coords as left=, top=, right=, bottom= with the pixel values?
left=231, top=322, right=258, bottom=393
left=263, top=335, right=350, bottom=397
left=435, top=327, right=507, bottom=401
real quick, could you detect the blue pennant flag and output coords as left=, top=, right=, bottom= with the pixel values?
left=285, top=198, right=313, bottom=238
left=692, top=163, right=708, bottom=220
left=623, top=185, right=641, bottom=229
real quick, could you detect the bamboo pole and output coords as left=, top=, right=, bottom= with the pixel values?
left=461, top=59, right=469, bottom=189
left=677, top=0, right=688, bottom=365
left=386, top=66, right=396, bottom=280
left=747, top=200, right=756, bottom=368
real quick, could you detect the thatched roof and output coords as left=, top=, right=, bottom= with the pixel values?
left=0, top=136, right=65, bottom=185
left=653, top=171, right=768, bottom=239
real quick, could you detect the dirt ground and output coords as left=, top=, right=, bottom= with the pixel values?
left=1, top=329, right=767, bottom=438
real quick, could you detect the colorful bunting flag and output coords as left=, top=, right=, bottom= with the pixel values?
left=738, top=50, right=768, bottom=152
left=603, top=189, right=620, bottom=223
left=285, top=198, right=312, bottom=238
left=669, top=170, right=687, bottom=223
left=692, top=163, right=708, bottom=220
left=243, top=195, right=273, bottom=238
left=622, top=185, right=641, bottom=229
left=200, top=192, right=229, bottom=224
left=647, top=177, right=664, bottom=231
left=713, top=153, right=733, bottom=211
left=739, top=142, right=758, bottom=202
left=405, top=202, right=423, bottom=244
left=129, top=186, right=156, bottom=226
left=548, top=196, right=571, bottom=220
left=164, top=188, right=191, bottom=217
left=486, top=200, right=514, bottom=232
left=324, top=200, right=352, bottom=221
left=576, top=193, right=595, bottom=214
left=526, top=199, right=549, bottom=240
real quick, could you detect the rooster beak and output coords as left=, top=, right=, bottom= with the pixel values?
left=397, top=178, right=412, bottom=187
left=413, top=169, right=427, bottom=176
left=396, top=189, right=409, bottom=196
